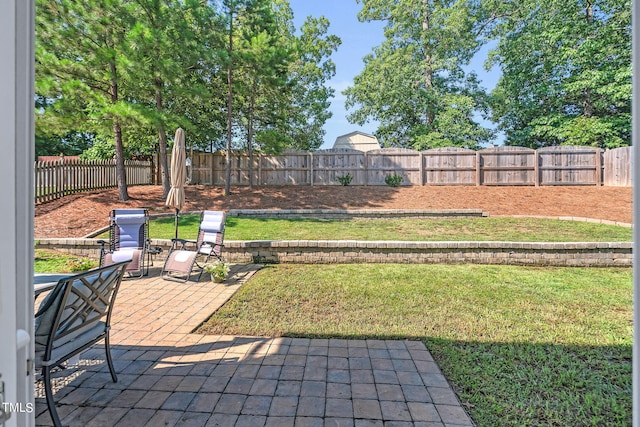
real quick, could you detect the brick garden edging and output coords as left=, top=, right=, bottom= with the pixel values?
left=226, top=208, right=488, bottom=219
left=36, top=238, right=632, bottom=267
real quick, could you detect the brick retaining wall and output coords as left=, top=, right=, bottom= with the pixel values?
left=37, top=238, right=632, bottom=267
left=224, top=240, right=632, bottom=266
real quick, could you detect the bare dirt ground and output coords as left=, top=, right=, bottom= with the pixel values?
left=34, top=185, right=632, bottom=238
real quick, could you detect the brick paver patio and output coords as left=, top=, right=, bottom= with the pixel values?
left=35, top=265, right=474, bottom=426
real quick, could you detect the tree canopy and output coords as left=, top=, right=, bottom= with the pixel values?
left=344, top=0, right=630, bottom=150
left=35, top=0, right=340, bottom=198
left=35, top=0, right=632, bottom=199
left=345, top=0, right=493, bottom=150
left=486, top=0, right=631, bottom=148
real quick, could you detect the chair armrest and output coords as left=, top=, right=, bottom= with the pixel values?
left=202, top=240, right=224, bottom=247
left=171, top=238, right=197, bottom=250
left=34, top=282, right=59, bottom=301
left=171, top=238, right=197, bottom=245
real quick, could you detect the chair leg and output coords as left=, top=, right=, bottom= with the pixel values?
left=129, top=270, right=144, bottom=279
left=195, top=258, right=209, bottom=282
left=139, top=252, right=147, bottom=277
left=43, top=367, right=62, bottom=427
left=105, top=333, right=118, bottom=383
left=196, top=253, right=223, bottom=282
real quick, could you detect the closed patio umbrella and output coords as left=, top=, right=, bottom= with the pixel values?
left=165, top=128, right=186, bottom=240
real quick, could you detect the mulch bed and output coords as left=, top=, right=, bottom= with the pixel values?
left=34, top=185, right=632, bottom=238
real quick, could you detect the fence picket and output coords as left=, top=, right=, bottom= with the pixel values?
left=603, top=146, right=632, bottom=186
left=35, top=159, right=152, bottom=204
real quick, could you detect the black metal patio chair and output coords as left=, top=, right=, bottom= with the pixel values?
left=34, top=261, right=129, bottom=427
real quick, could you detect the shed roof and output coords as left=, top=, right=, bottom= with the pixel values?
left=333, top=131, right=381, bottom=151
left=336, top=131, right=376, bottom=139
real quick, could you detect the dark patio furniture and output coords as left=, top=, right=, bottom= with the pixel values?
left=34, top=261, right=129, bottom=427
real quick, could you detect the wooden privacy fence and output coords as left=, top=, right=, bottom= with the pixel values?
left=35, top=159, right=153, bottom=204
left=34, top=145, right=631, bottom=203
left=188, top=146, right=632, bottom=187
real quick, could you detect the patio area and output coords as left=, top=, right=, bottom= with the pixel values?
left=35, top=265, right=474, bottom=427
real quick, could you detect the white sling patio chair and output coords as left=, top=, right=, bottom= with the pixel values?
left=161, top=210, right=226, bottom=282
left=98, top=208, right=150, bottom=277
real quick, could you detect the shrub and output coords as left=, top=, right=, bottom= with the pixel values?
left=385, top=173, right=403, bottom=187
left=336, top=173, right=353, bottom=186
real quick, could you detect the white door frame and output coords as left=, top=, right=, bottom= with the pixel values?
left=633, top=2, right=640, bottom=426
left=0, top=1, right=35, bottom=426
left=0, top=1, right=639, bottom=427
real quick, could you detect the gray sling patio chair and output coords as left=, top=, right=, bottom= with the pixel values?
left=34, top=261, right=129, bottom=427
left=98, top=208, right=149, bottom=277
left=162, top=210, right=226, bottom=282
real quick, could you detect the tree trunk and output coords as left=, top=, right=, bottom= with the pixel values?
left=585, top=1, right=594, bottom=24
left=422, top=0, right=435, bottom=127
left=113, top=119, right=129, bottom=201
left=158, top=124, right=170, bottom=196
left=247, top=77, right=257, bottom=189
left=110, top=61, right=129, bottom=201
left=582, top=1, right=595, bottom=117
left=155, top=77, right=171, bottom=198
left=583, top=89, right=595, bottom=118
left=225, top=8, right=234, bottom=196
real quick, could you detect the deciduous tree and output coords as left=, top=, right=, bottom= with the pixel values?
left=486, top=0, right=631, bottom=148
left=345, top=0, right=492, bottom=149
left=286, top=16, right=341, bottom=151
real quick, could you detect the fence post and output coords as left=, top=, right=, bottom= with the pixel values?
left=475, top=151, right=481, bottom=186
left=59, top=159, right=65, bottom=197
left=419, top=151, right=425, bottom=186
left=364, top=151, right=368, bottom=186
left=595, top=148, right=602, bottom=186
left=309, top=152, right=314, bottom=186
left=100, top=160, right=104, bottom=188
left=534, top=150, right=540, bottom=187
left=211, top=151, right=216, bottom=185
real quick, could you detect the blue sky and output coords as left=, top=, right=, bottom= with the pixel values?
left=287, top=0, right=501, bottom=148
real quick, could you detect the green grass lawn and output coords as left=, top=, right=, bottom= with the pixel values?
left=34, top=248, right=98, bottom=273
left=148, top=215, right=631, bottom=242
left=198, top=264, right=632, bottom=426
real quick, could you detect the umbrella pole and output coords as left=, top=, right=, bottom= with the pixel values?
left=175, top=208, right=179, bottom=240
